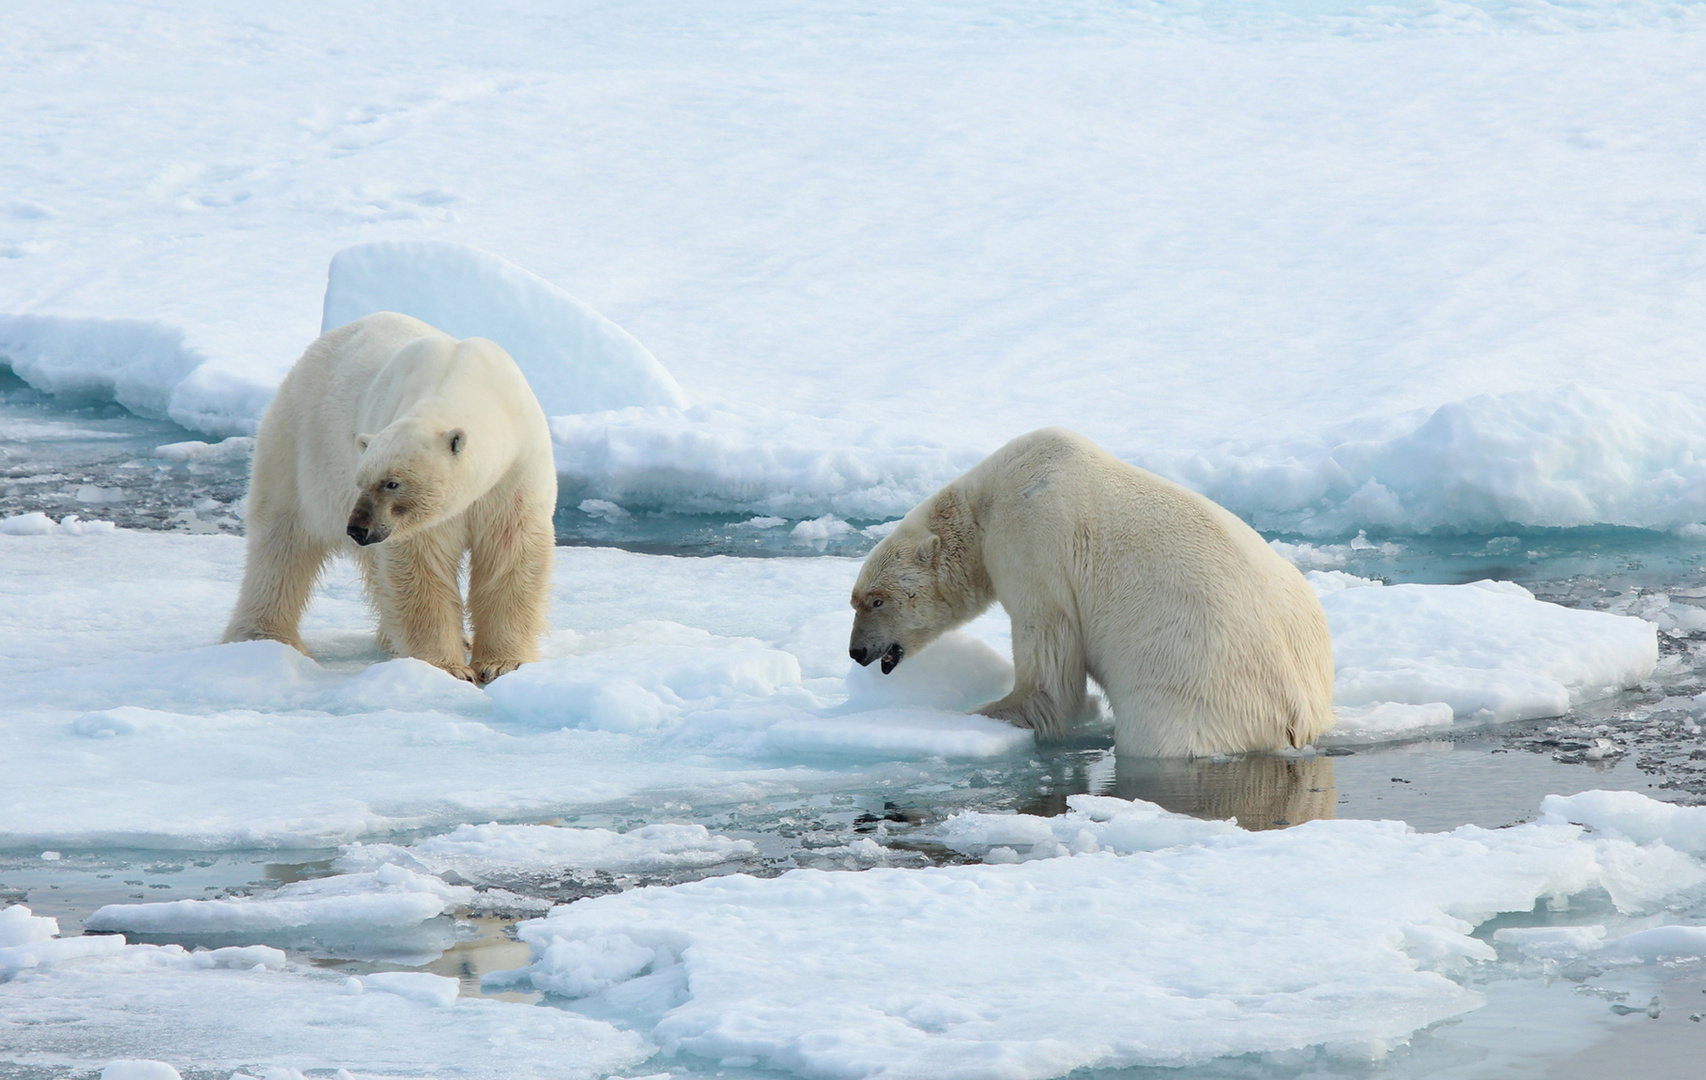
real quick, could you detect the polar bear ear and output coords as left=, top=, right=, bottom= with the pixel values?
left=447, top=429, right=465, bottom=456
left=915, top=533, right=940, bottom=565
left=356, top=433, right=372, bottom=452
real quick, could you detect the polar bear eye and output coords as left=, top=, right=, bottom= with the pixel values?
left=871, top=598, right=884, bottom=609
left=384, top=480, right=400, bottom=491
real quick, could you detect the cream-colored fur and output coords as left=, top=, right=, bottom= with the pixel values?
left=224, top=312, right=557, bottom=684
left=850, top=428, right=1334, bottom=757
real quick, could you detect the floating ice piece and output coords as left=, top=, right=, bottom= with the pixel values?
left=100, top=1062, right=181, bottom=1080
left=936, top=794, right=1238, bottom=859
left=83, top=864, right=473, bottom=937
left=502, top=793, right=1703, bottom=1077
left=153, top=436, right=254, bottom=462
left=0, top=903, right=58, bottom=947
left=0, top=906, right=650, bottom=1078
left=1495, top=922, right=1706, bottom=965
left=578, top=498, right=632, bottom=523
left=322, top=241, right=686, bottom=417
left=0, top=511, right=116, bottom=536
left=337, top=822, right=758, bottom=879
left=1492, top=924, right=1608, bottom=961
left=1539, top=790, right=1706, bottom=854
left=1325, top=579, right=1656, bottom=724
left=791, top=515, right=852, bottom=543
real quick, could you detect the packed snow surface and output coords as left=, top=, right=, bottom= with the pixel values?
left=498, top=792, right=1705, bottom=1078
left=6, top=2, right=1706, bottom=531
left=0, top=526, right=1658, bottom=849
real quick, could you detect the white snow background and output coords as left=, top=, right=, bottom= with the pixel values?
left=6, top=0, right=1706, bottom=532
left=6, top=0, right=1706, bottom=1077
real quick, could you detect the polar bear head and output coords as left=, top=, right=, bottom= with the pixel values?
left=346, top=420, right=469, bottom=546
left=849, top=488, right=991, bottom=673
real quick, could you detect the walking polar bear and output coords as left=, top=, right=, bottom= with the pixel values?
left=224, top=312, right=557, bottom=685
left=849, top=428, right=1334, bottom=757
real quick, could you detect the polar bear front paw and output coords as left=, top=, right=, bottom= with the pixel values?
left=472, top=658, right=525, bottom=686
left=438, top=662, right=478, bottom=684
left=979, top=696, right=1035, bottom=728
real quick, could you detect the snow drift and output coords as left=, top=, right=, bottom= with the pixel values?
left=322, top=240, right=687, bottom=417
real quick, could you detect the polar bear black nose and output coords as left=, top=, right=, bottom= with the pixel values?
left=850, top=646, right=871, bottom=666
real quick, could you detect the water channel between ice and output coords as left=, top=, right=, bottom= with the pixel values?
left=6, top=382, right=1706, bottom=1078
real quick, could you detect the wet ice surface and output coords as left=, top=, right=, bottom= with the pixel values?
left=6, top=412, right=1706, bottom=1078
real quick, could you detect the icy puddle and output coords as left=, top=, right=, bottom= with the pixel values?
left=4, top=484, right=1706, bottom=1077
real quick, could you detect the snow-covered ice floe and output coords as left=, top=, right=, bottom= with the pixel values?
left=0, top=526, right=1660, bottom=849
left=492, top=791, right=1706, bottom=1078
left=337, top=822, right=760, bottom=880
left=0, top=905, right=653, bottom=1079
left=81, top=859, right=474, bottom=941
left=1314, top=572, right=1657, bottom=741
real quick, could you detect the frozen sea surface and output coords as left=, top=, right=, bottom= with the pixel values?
left=7, top=0, right=1706, bottom=1076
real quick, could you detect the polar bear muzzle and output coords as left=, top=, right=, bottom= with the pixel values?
left=346, top=492, right=391, bottom=546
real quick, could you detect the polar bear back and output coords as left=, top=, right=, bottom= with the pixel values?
left=963, top=428, right=1334, bottom=757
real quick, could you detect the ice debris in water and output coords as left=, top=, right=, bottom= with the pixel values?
left=153, top=436, right=254, bottom=462
left=791, top=514, right=853, bottom=542
left=492, top=792, right=1706, bottom=1078
left=0, top=511, right=116, bottom=535
left=337, top=822, right=759, bottom=880
left=82, top=864, right=471, bottom=938
left=99, top=1063, right=182, bottom=1080
left=578, top=498, right=633, bottom=524
left=0, top=906, right=651, bottom=1077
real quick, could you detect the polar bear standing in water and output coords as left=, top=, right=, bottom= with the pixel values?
left=849, top=428, right=1334, bottom=757
left=224, top=312, right=557, bottom=684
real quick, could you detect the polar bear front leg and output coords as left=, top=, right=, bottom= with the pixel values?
left=372, top=533, right=475, bottom=682
left=223, top=508, right=327, bottom=654
left=467, top=512, right=553, bottom=685
left=978, top=607, right=1088, bottom=741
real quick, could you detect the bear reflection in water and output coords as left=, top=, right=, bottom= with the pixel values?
left=1023, top=753, right=1338, bottom=832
